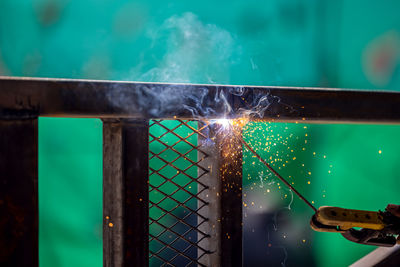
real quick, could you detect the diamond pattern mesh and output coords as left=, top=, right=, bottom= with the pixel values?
left=149, top=119, right=212, bottom=266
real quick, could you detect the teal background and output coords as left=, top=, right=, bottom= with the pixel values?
left=39, top=118, right=103, bottom=267
left=1, top=0, right=400, bottom=266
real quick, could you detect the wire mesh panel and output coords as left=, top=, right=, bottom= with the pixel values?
left=149, top=119, right=213, bottom=266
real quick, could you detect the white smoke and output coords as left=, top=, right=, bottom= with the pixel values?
left=139, top=12, right=240, bottom=84
left=107, top=12, right=283, bottom=120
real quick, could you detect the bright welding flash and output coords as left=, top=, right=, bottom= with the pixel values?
left=213, top=118, right=231, bottom=130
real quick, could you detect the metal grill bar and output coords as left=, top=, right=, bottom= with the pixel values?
left=150, top=138, right=210, bottom=174
left=149, top=120, right=215, bottom=266
left=149, top=149, right=209, bottom=190
left=149, top=219, right=210, bottom=253
left=148, top=189, right=208, bottom=221
left=149, top=171, right=209, bottom=206
left=149, top=200, right=209, bottom=237
left=149, top=119, right=244, bottom=266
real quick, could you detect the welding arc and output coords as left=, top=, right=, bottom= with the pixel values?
left=238, top=135, right=317, bottom=213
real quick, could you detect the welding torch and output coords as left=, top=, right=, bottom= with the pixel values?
left=311, top=205, right=400, bottom=247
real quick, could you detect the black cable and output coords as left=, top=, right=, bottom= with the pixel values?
left=238, top=135, right=317, bottom=213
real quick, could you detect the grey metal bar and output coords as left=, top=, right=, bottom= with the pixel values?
left=0, top=118, right=38, bottom=267
left=197, top=123, right=243, bottom=266
left=350, top=246, right=400, bottom=267
left=103, top=119, right=149, bottom=267
left=198, top=124, right=222, bottom=266
left=1, top=76, right=400, bottom=123
left=103, top=121, right=124, bottom=267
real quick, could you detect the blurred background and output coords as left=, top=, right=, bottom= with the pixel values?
left=1, top=0, right=400, bottom=266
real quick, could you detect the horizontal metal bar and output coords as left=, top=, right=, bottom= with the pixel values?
left=1, top=76, right=400, bottom=123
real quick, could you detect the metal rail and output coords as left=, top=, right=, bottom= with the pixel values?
left=1, top=76, right=400, bottom=123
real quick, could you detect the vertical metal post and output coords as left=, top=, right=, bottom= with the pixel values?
left=0, top=119, right=38, bottom=267
left=103, top=119, right=149, bottom=267
left=219, top=126, right=243, bottom=267
left=198, top=125, right=222, bottom=266
left=198, top=123, right=243, bottom=267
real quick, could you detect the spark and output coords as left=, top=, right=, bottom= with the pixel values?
left=213, top=118, right=318, bottom=214
left=239, top=133, right=317, bottom=212
left=213, top=118, right=231, bottom=129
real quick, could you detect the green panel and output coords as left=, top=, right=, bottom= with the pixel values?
left=337, top=0, right=400, bottom=90
left=310, top=123, right=400, bottom=267
left=319, top=1, right=400, bottom=265
left=243, top=121, right=400, bottom=266
left=243, top=121, right=316, bottom=266
left=39, top=118, right=103, bottom=267
left=0, top=0, right=319, bottom=86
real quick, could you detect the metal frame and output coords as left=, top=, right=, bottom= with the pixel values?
left=1, top=76, right=400, bottom=123
left=1, top=76, right=400, bottom=267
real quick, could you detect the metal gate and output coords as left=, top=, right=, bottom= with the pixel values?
left=3, top=77, right=399, bottom=266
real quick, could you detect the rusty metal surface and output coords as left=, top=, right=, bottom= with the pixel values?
left=0, top=119, right=38, bottom=266
left=2, top=76, right=400, bottom=123
left=103, top=121, right=124, bottom=267
left=103, top=119, right=149, bottom=267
